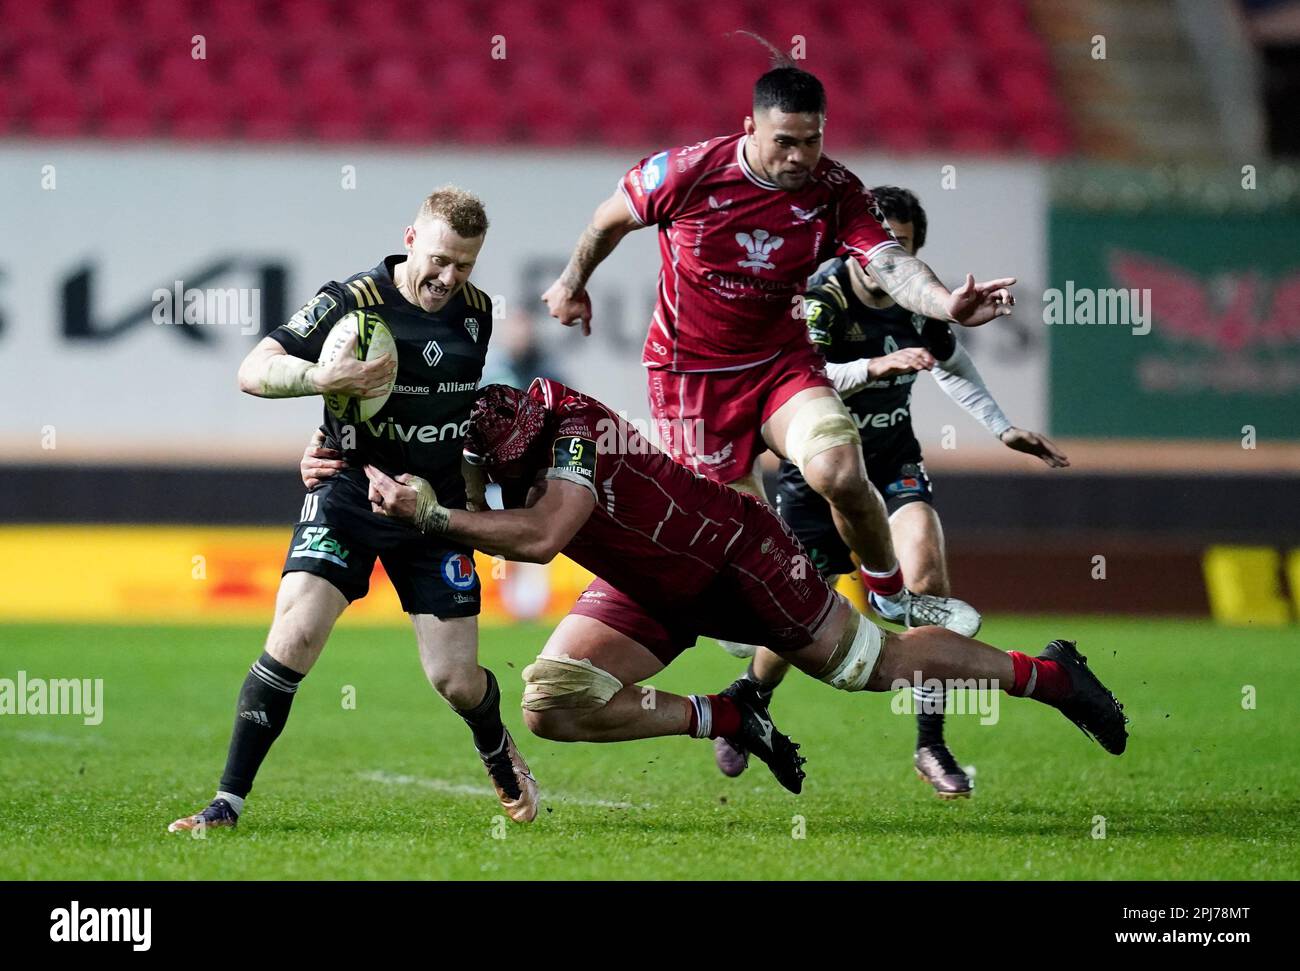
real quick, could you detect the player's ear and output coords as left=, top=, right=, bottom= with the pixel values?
left=402, top=225, right=416, bottom=250
left=743, top=115, right=756, bottom=136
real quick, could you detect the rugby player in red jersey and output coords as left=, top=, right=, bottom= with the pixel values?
left=352, top=380, right=1128, bottom=792
left=541, top=56, right=1015, bottom=642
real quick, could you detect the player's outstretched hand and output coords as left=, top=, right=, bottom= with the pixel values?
left=301, top=428, right=347, bottom=489
left=364, top=465, right=450, bottom=533
left=313, top=331, right=398, bottom=398
left=868, top=347, right=935, bottom=380
left=542, top=280, right=593, bottom=336
left=945, top=274, right=1016, bottom=327
left=999, top=427, right=1070, bottom=468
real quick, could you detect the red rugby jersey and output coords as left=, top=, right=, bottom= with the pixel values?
left=514, top=378, right=760, bottom=608
left=618, top=133, right=901, bottom=372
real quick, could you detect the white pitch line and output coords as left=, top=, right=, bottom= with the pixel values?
left=359, top=770, right=652, bottom=810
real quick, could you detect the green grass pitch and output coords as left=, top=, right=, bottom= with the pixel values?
left=1, top=617, right=1297, bottom=880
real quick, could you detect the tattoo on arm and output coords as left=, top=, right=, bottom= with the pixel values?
left=559, top=224, right=623, bottom=292
left=866, top=251, right=951, bottom=321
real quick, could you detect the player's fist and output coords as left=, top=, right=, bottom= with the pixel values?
left=312, top=332, right=398, bottom=398
left=542, top=280, right=593, bottom=336
left=868, top=347, right=935, bottom=379
left=945, top=274, right=1017, bottom=327
left=300, top=428, right=347, bottom=489
left=999, top=427, right=1070, bottom=469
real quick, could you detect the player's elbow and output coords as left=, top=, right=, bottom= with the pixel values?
left=236, top=348, right=270, bottom=396
left=520, top=534, right=562, bottom=564
left=236, top=360, right=262, bottom=396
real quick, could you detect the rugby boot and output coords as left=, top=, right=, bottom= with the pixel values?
left=167, top=797, right=239, bottom=833
left=1039, top=639, right=1128, bottom=754
left=713, top=735, right=749, bottom=777
left=869, top=586, right=982, bottom=637
left=914, top=744, right=973, bottom=799
left=481, top=729, right=540, bottom=822
left=719, top=678, right=806, bottom=794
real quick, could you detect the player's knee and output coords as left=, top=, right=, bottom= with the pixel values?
left=264, top=620, right=318, bottom=670
left=428, top=668, right=482, bottom=709
left=816, top=609, right=886, bottom=692
left=520, top=654, right=623, bottom=716
left=805, top=450, right=873, bottom=511
left=786, top=397, right=861, bottom=485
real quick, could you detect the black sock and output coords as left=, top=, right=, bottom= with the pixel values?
left=218, top=652, right=305, bottom=799
left=744, top=660, right=778, bottom=707
left=457, top=668, right=507, bottom=758
left=916, top=708, right=946, bottom=750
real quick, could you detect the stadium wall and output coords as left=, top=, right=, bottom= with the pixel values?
left=0, top=144, right=1047, bottom=463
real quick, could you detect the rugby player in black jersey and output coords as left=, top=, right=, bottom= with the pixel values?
left=169, top=188, right=541, bottom=832
left=715, top=187, right=1069, bottom=798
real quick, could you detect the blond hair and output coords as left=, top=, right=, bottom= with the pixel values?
left=417, top=185, right=489, bottom=238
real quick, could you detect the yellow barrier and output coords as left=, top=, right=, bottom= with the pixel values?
left=1287, top=549, right=1300, bottom=622
left=1202, top=545, right=1292, bottom=626
left=0, top=526, right=595, bottom=626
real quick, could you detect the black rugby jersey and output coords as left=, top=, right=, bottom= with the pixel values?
left=269, top=256, right=494, bottom=505
left=804, top=257, right=955, bottom=437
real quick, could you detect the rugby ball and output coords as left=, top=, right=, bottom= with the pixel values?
left=318, top=310, right=397, bottom=422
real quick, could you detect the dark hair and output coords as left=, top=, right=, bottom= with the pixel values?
left=731, top=30, right=826, bottom=115
left=754, top=67, right=826, bottom=115
left=868, top=186, right=927, bottom=251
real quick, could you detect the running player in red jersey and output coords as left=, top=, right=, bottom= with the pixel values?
left=542, top=58, right=1016, bottom=642
left=356, top=380, right=1129, bottom=792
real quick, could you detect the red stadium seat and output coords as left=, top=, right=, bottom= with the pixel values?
left=86, top=46, right=157, bottom=137
left=0, top=0, right=1071, bottom=152
left=157, top=51, right=237, bottom=139
left=299, top=52, right=368, bottom=141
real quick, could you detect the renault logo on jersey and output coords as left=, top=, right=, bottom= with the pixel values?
left=423, top=340, right=442, bottom=367
left=735, top=229, right=784, bottom=273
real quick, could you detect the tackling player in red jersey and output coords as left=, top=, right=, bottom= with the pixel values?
left=350, top=380, right=1128, bottom=792
left=541, top=58, right=1017, bottom=642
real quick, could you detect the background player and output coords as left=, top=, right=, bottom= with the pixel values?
left=717, top=187, right=1071, bottom=797
left=540, top=54, right=1017, bottom=645
left=358, top=379, right=1128, bottom=798
left=168, top=188, right=541, bottom=832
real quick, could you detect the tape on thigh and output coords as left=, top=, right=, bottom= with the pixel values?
left=784, top=395, right=861, bottom=471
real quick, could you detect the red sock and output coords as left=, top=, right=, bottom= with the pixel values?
left=1007, top=652, right=1071, bottom=703
left=860, top=563, right=904, bottom=597
left=687, top=694, right=742, bottom=739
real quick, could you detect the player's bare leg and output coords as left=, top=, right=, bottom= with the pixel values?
left=522, top=615, right=678, bottom=741
left=887, top=502, right=970, bottom=797
left=522, top=615, right=807, bottom=792
left=168, top=572, right=346, bottom=832
left=412, top=613, right=539, bottom=823
left=774, top=597, right=1128, bottom=754
left=762, top=387, right=980, bottom=636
